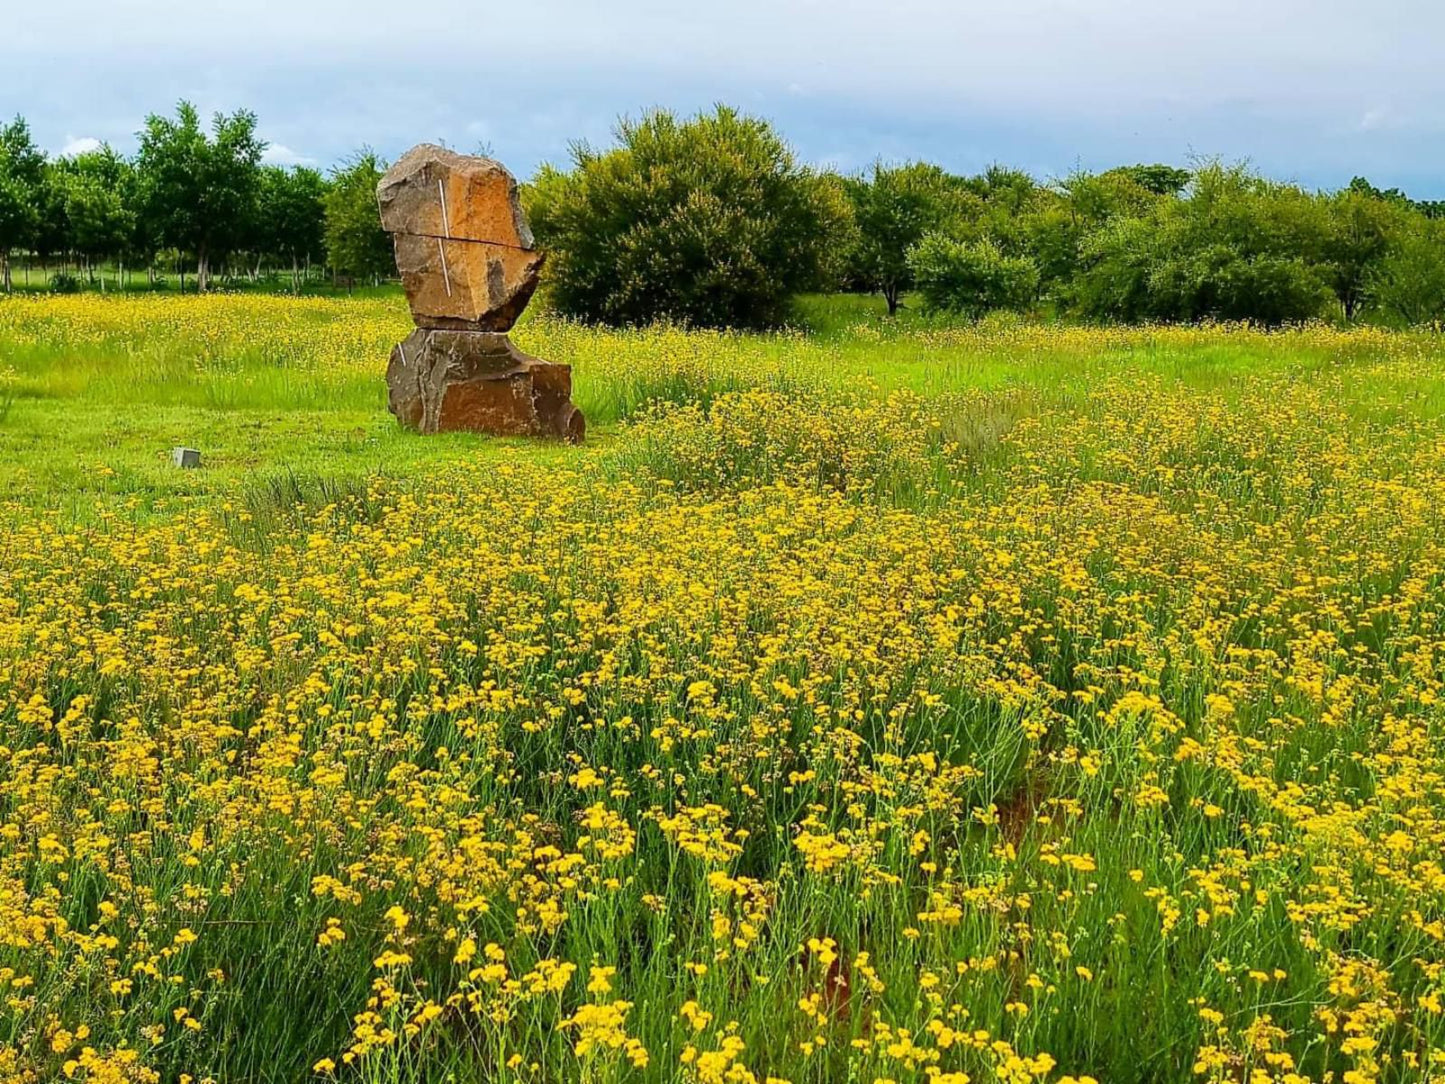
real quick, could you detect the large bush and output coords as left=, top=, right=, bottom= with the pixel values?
left=907, top=234, right=1040, bottom=317
left=1070, top=164, right=1334, bottom=324
left=526, top=107, right=848, bottom=328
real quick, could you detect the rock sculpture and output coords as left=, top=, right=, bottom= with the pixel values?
left=378, top=145, right=583, bottom=442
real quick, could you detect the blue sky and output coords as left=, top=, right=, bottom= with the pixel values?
left=5, top=0, right=1443, bottom=196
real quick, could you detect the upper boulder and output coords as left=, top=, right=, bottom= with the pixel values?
left=377, top=144, right=534, bottom=249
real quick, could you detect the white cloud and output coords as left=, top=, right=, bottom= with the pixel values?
left=261, top=142, right=316, bottom=166
left=59, top=135, right=102, bottom=156
left=1358, top=107, right=1402, bottom=132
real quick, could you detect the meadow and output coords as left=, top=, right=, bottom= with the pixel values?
left=1, top=292, right=1444, bottom=1084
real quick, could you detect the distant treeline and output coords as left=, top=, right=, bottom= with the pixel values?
left=0, top=104, right=392, bottom=293
left=4, top=102, right=1444, bottom=327
left=527, top=108, right=1445, bottom=328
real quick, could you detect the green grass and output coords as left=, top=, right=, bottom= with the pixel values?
left=4, top=291, right=1441, bottom=517
left=4, top=294, right=1445, bottom=1084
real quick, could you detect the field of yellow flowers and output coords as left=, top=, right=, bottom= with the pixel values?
left=2, top=293, right=1444, bottom=1084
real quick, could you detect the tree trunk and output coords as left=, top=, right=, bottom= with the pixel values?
left=292, top=253, right=300, bottom=294
left=1, top=250, right=10, bottom=293
left=197, top=247, right=209, bottom=292
left=885, top=283, right=900, bottom=316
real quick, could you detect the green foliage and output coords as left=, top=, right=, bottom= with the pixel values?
left=136, top=101, right=265, bottom=289
left=1112, top=163, right=1192, bottom=196
left=960, top=164, right=1039, bottom=214
left=843, top=161, right=975, bottom=314
left=526, top=105, right=848, bottom=328
left=1366, top=218, right=1445, bottom=325
left=60, top=146, right=138, bottom=276
left=1320, top=187, right=1401, bottom=319
left=1071, top=163, right=1333, bottom=323
left=4, top=101, right=1445, bottom=327
left=0, top=116, right=45, bottom=290
left=908, top=234, right=1040, bottom=317
left=322, top=150, right=393, bottom=285
left=259, top=165, right=328, bottom=289
left=31, top=160, right=73, bottom=266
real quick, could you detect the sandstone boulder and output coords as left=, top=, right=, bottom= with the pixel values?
left=391, top=233, right=544, bottom=331
left=386, top=329, right=584, bottom=443
left=378, top=144, right=534, bottom=248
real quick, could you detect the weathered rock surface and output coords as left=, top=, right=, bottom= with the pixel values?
left=378, top=144, right=534, bottom=248
left=378, top=144, right=582, bottom=441
left=391, top=233, right=544, bottom=331
left=386, top=329, right=584, bottom=443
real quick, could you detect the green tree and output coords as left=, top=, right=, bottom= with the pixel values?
left=844, top=161, right=971, bottom=315
left=1112, top=164, right=1191, bottom=196
left=1321, top=187, right=1400, bottom=319
left=960, top=164, right=1039, bottom=214
left=0, top=116, right=46, bottom=291
left=61, top=146, right=137, bottom=288
left=526, top=105, right=849, bottom=328
left=136, top=101, right=264, bottom=290
left=1366, top=217, right=1445, bottom=324
left=907, top=234, right=1040, bottom=317
left=323, top=151, right=392, bottom=287
left=259, top=165, right=328, bottom=291
left=1071, top=163, right=1333, bottom=324
left=1011, top=170, right=1161, bottom=299
left=31, top=159, right=73, bottom=276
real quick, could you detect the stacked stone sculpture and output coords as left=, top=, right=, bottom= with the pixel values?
left=378, top=145, right=584, bottom=442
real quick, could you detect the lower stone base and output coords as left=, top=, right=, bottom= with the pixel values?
left=386, top=329, right=584, bottom=442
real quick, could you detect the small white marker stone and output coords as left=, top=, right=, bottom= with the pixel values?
left=172, top=447, right=202, bottom=469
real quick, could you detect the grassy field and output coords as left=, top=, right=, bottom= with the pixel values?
left=1, top=292, right=1444, bottom=1084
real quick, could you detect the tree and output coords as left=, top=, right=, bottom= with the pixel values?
left=960, top=164, right=1039, bottom=215
left=1347, top=176, right=1409, bottom=203
left=526, top=105, right=849, bottom=328
left=1366, top=218, right=1445, bottom=325
left=844, top=161, right=971, bottom=315
left=0, top=116, right=45, bottom=291
left=323, top=151, right=392, bottom=287
left=259, top=165, right=328, bottom=291
left=135, top=101, right=264, bottom=290
left=1070, top=163, right=1333, bottom=324
left=908, top=234, right=1040, bottom=317
left=1005, top=170, right=1160, bottom=300
left=1113, top=164, right=1191, bottom=196
left=61, top=146, right=137, bottom=287
left=32, top=159, right=74, bottom=276
left=1321, top=187, right=1399, bottom=319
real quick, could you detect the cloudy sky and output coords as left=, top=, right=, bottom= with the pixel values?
left=5, top=0, right=1442, bottom=195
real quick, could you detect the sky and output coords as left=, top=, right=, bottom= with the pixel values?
left=5, top=0, right=1443, bottom=196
